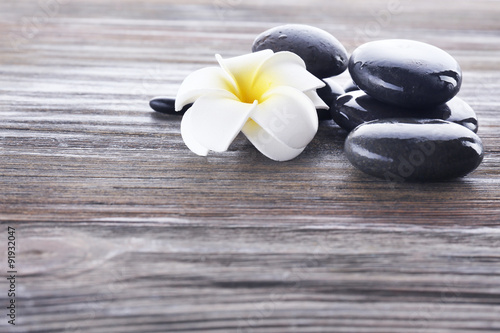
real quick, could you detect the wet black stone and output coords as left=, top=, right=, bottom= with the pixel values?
left=344, top=119, right=484, bottom=182
left=316, top=78, right=345, bottom=121
left=349, top=39, right=462, bottom=108
left=149, top=97, right=191, bottom=115
left=252, top=24, right=348, bottom=78
left=332, top=90, right=478, bottom=132
left=343, top=80, right=359, bottom=93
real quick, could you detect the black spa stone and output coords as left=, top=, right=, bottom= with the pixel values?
left=348, top=39, right=462, bottom=108
left=149, top=97, right=191, bottom=115
left=252, top=24, right=348, bottom=78
left=344, top=119, right=484, bottom=182
left=332, top=90, right=478, bottom=132
left=316, top=78, right=345, bottom=121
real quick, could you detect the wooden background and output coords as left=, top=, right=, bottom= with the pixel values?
left=1, top=0, right=500, bottom=332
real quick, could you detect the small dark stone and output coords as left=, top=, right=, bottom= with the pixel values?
left=149, top=97, right=191, bottom=115
left=252, top=24, right=348, bottom=78
left=349, top=39, right=462, bottom=108
left=343, top=80, right=359, bottom=93
left=332, top=90, right=478, bottom=132
left=316, top=78, right=345, bottom=121
left=344, top=119, right=484, bottom=182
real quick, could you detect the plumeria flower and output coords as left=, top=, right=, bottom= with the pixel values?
left=175, top=50, right=328, bottom=161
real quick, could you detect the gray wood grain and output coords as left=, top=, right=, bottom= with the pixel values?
left=1, top=0, right=500, bottom=332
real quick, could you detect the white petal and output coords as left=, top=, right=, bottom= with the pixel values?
left=242, top=119, right=305, bottom=162
left=253, top=51, right=325, bottom=94
left=175, top=66, right=238, bottom=111
left=181, top=91, right=257, bottom=154
left=250, top=86, right=318, bottom=149
left=180, top=106, right=210, bottom=156
left=216, top=50, right=274, bottom=86
left=306, top=90, right=329, bottom=110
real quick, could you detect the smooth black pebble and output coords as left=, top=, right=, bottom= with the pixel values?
left=349, top=39, right=462, bottom=108
left=149, top=97, right=191, bottom=115
left=344, top=119, right=483, bottom=182
left=333, top=90, right=478, bottom=132
left=316, top=78, right=345, bottom=121
left=252, top=24, right=348, bottom=78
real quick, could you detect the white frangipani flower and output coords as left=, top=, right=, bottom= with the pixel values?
left=175, top=50, right=328, bottom=161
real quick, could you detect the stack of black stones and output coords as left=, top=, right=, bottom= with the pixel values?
left=150, top=24, right=484, bottom=182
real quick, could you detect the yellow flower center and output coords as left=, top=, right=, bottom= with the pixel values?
left=216, top=53, right=273, bottom=105
left=236, top=78, right=271, bottom=104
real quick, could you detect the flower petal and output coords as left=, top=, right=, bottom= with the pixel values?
left=242, top=119, right=305, bottom=161
left=250, top=86, right=319, bottom=149
left=175, top=66, right=238, bottom=111
left=305, top=90, right=329, bottom=110
left=180, top=106, right=210, bottom=156
left=252, top=52, right=325, bottom=95
left=181, top=91, right=257, bottom=154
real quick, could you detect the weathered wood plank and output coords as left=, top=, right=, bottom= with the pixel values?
left=3, top=222, right=500, bottom=332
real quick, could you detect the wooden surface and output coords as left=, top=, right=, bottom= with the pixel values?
left=1, top=0, right=500, bottom=332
